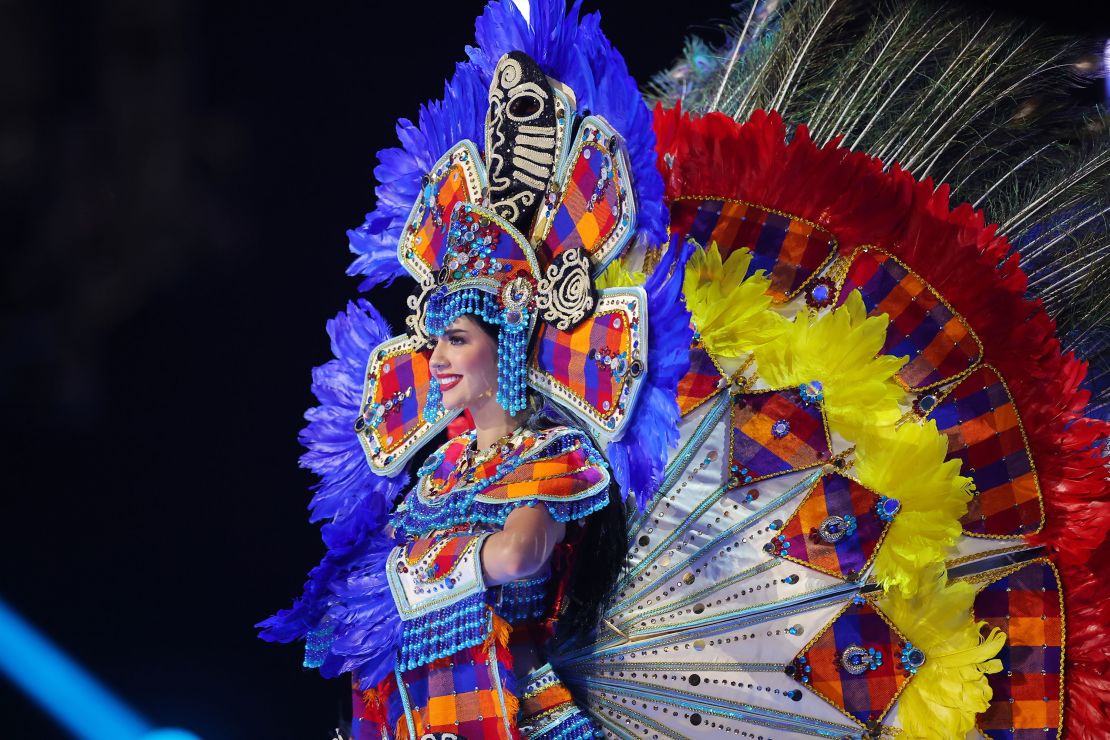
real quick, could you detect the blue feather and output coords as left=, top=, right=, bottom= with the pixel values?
left=608, top=237, right=695, bottom=510
left=258, top=299, right=408, bottom=683
left=347, top=64, right=487, bottom=290
left=299, top=299, right=409, bottom=525
left=318, top=528, right=402, bottom=689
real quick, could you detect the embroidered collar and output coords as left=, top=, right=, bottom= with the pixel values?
left=419, top=427, right=540, bottom=502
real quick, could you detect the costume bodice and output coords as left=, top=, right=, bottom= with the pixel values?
left=389, top=424, right=611, bottom=538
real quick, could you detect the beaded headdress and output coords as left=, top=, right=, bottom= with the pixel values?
left=356, top=51, right=649, bottom=475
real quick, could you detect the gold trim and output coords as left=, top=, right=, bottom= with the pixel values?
left=944, top=544, right=1033, bottom=569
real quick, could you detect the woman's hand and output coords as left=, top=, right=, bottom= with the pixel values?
left=480, top=504, right=566, bottom=585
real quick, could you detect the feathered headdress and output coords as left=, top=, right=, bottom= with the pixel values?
left=260, top=0, right=689, bottom=686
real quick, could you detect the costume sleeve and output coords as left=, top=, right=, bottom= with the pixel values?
left=470, top=427, right=611, bottom=525
left=386, top=531, right=493, bottom=672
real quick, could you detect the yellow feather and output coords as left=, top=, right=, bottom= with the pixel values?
left=879, top=573, right=1005, bottom=738
left=754, top=290, right=905, bottom=443
left=753, top=290, right=966, bottom=593
left=856, top=419, right=970, bottom=593
left=595, top=257, right=645, bottom=289
left=682, top=244, right=788, bottom=359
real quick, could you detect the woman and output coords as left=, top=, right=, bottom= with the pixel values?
left=359, top=312, right=624, bottom=739
left=262, top=8, right=677, bottom=740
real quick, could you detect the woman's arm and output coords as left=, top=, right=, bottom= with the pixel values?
left=480, top=504, right=566, bottom=586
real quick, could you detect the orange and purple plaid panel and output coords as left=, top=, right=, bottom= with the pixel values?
left=926, top=365, right=1042, bottom=536
left=371, top=348, right=434, bottom=456
left=481, top=446, right=607, bottom=503
left=839, top=249, right=981, bottom=390
left=404, top=534, right=481, bottom=583
left=676, top=343, right=723, bottom=416
left=730, top=388, right=830, bottom=483
left=396, top=645, right=517, bottom=739
left=779, top=474, right=887, bottom=580
left=669, top=198, right=836, bottom=302
left=975, top=561, right=1063, bottom=738
left=541, top=141, right=617, bottom=262
left=795, top=600, right=911, bottom=727
left=410, top=162, right=472, bottom=274
left=532, top=310, right=632, bottom=422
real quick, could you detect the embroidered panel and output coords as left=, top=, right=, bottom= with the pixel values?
left=398, top=141, right=486, bottom=282
left=535, top=117, right=635, bottom=275
left=669, top=197, right=837, bottom=302
left=357, top=334, right=460, bottom=475
left=676, top=342, right=724, bottom=416
left=923, top=365, right=1043, bottom=537
left=393, top=428, right=609, bottom=534
left=387, top=533, right=488, bottom=623
left=774, top=474, right=890, bottom=581
left=792, top=599, right=912, bottom=727
left=396, top=643, right=517, bottom=740
left=442, top=202, right=542, bottom=283
left=837, top=247, right=982, bottom=391
left=729, top=387, right=831, bottom=485
left=974, top=561, right=1064, bottom=739
left=529, top=288, right=646, bottom=439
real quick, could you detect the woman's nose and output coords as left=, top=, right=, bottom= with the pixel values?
left=428, top=338, right=447, bottom=369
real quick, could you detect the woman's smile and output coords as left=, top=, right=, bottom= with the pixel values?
left=435, top=373, right=462, bottom=391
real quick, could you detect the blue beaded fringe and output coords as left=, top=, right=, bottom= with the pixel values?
left=302, top=622, right=335, bottom=669
left=397, top=591, right=490, bottom=672
left=532, top=710, right=602, bottom=740
left=499, top=576, right=549, bottom=623
left=424, top=286, right=529, bottom=413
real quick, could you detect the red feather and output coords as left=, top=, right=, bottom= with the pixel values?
left=653, top=105, right=1110, bottom=731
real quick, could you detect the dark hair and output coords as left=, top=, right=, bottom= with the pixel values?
left=471, top=314, right=628, bottom=639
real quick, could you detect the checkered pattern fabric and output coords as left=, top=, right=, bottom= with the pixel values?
left=669, top=198, right=837, bottom=302
left=542, top=141, right=618, bottom=262
left=676, top=343, right=723, bottom=416
left=393, top=645, right=518, bottom=740
left=411, top=161, right=473, bottom=274
left=418, top=435, right=538, bottom=504
left=779, top=474, right=887, bottom=580
left=796, top=601, right=911, bottom=727
left=975, top=561, right=1064, bottom=739
left=838, top=248, right=981, bottom=390
left=479, top=445, right=608, bottom=503
left=371, top=347, right=434, bottom=457
left=927, top=365, right=1042, bottom=536
left=730, top=388, right=831, bottom=482
left=404, top=534, right=481, bottom=581
left=532, top=308, right=634, bottom=422
left=474, top=212, right=537, bottom=276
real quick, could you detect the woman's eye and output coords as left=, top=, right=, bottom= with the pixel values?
left=449, top=336, right=465, bottom=345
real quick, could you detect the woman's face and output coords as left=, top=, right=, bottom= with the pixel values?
left=428, top=314, right=499, bottom=412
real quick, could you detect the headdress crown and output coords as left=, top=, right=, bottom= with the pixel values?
left=356, top=51, right=649, bottom=474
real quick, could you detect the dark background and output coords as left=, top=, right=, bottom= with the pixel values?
left=2, top=1, right=1108, bottom=738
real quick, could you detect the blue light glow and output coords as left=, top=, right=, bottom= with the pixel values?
left=140, top=731, right=203, bottom=740
left=0, top=597, right=201, bottom=740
